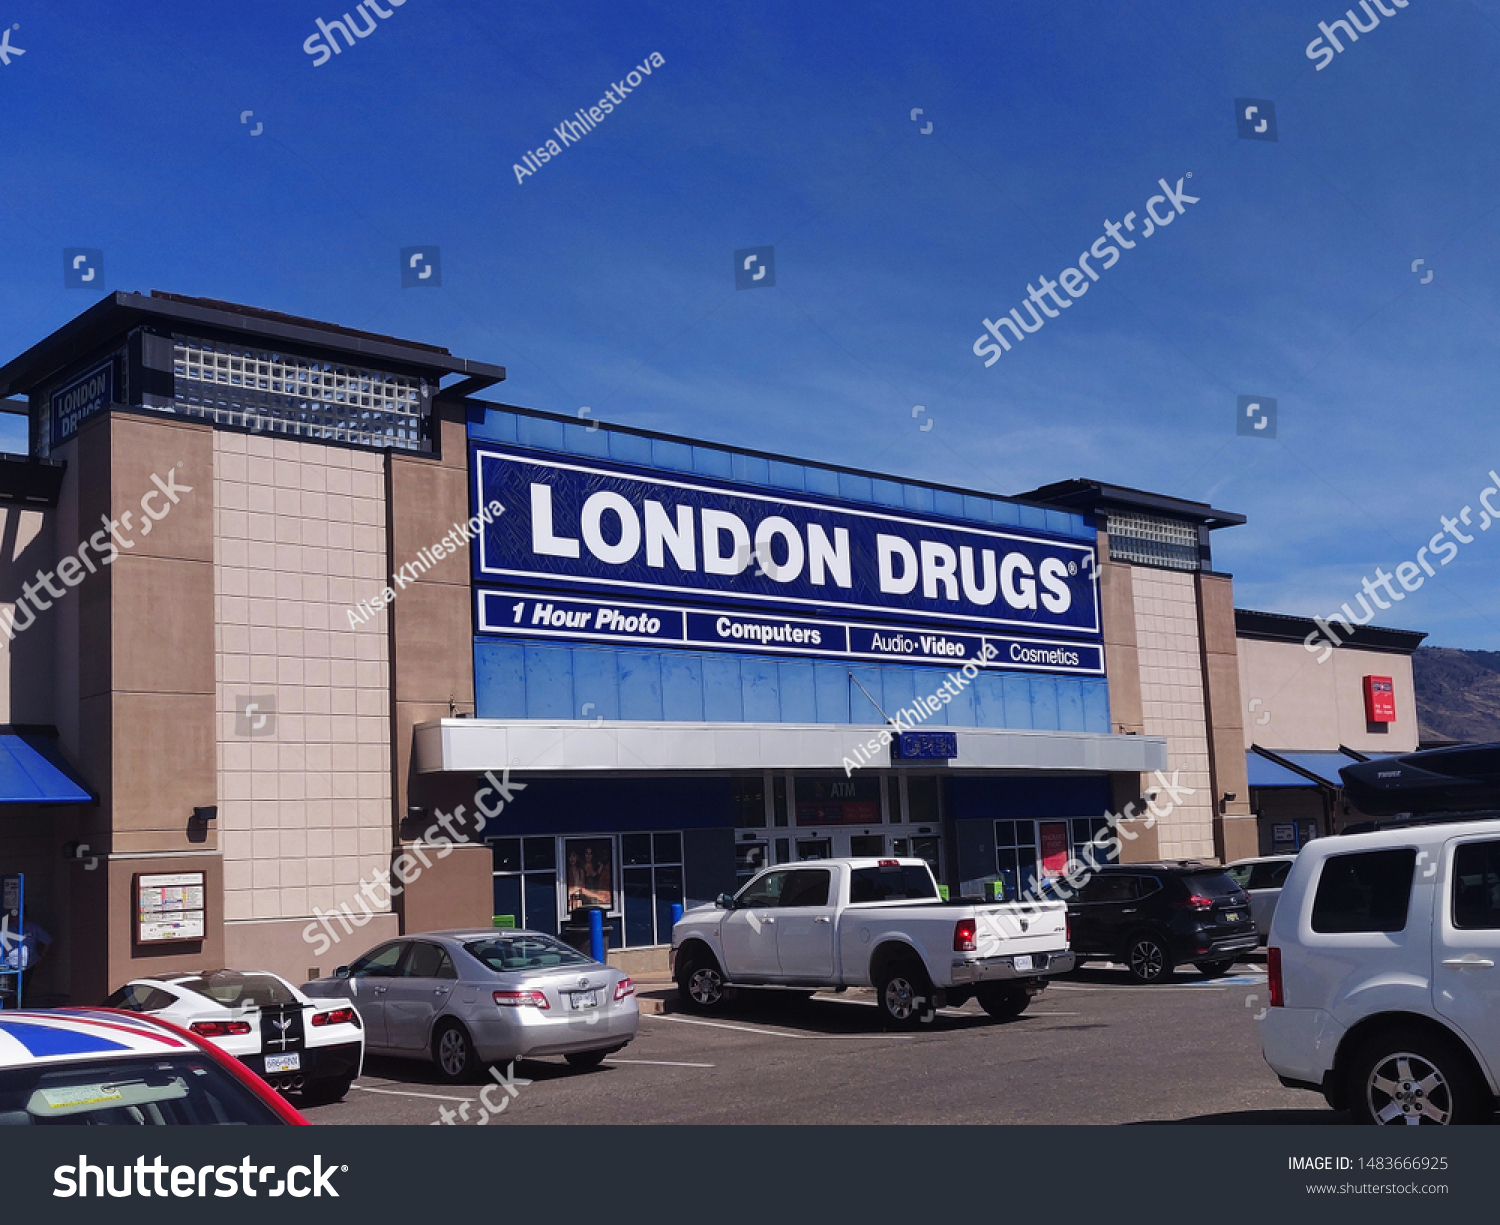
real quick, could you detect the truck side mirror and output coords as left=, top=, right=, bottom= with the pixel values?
left=716, top=892, right=736, bottom=910
left=334, top=965, right=350, bottom=979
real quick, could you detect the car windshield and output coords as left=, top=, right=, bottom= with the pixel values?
left=463, top=934, right=593, bottom=973
left=173, top=972, right=297, bottom=1009
left=0, top=1055, right=285, bottom=1125
left=1183, top=871, right=1244, bottom=898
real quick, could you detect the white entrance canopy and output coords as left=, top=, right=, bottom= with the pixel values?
left=412, top=719, right=1167, bottom=776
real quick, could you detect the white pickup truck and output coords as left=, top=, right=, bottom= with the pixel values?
left=670, top=858, right=1074, bottom=1028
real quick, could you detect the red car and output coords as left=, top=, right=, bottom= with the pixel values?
left=0, top=1009, right=306, bottom=1125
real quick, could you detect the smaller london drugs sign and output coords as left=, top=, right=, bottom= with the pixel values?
left=49, top=359, right=115, bottom=447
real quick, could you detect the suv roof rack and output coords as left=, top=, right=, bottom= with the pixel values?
left=1340, top=810, right=1500, bottom=835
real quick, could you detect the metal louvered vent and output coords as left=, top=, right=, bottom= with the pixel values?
left=1105, top=511, right=1199, bottom=570
left=171, top=337, right=431, bottom=452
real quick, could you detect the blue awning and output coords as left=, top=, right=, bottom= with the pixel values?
left=1273, top=750, right=1364, bottom=786
left=0, top=733, right=94, bottom=804
left=1246, top=751, right=1318, bottom=789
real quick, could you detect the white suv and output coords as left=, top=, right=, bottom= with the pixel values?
left=1263, top=818, right=1500, bottom=1124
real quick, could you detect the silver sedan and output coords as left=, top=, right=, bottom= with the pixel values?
left=302, top=930, right=638, bottom=1083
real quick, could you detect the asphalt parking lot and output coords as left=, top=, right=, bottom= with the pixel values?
left=300, top=958, right=1349, bottom=1126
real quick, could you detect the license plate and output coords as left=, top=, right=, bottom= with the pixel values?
left=1012, top=955, right=1033, bottom=973
left=570, top=990, right=599, bottom=1010
left=1223, top=912, right=1241, bottom=923
left=265, top=1053, right=300, bottom=1073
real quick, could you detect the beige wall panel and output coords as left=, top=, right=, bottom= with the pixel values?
left=399, top=843, right=494, bottom=935
left=226, top=913, right=398, bottom=984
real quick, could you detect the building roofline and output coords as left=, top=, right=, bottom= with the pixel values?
left=1235, top=607, right=1427, bottom=654
left=462, top=397, right=1094, bottom=527
left=1016, top=477, right=1246, bottom=530
left=0, top=291, right=506, bottom=399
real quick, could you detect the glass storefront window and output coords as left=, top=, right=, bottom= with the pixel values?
left=733, top=776, right=767, bottom=828
left=620, top=831, right=684, bottom=947
left=994, top=820, right=1039, bottom=901
left=490, top=838, right=559, bottom=934
left=886, top=776, right=901, bottom=823
left=772, top=776, right=788, bottom=827
left=907, top=777, right=940, bottom=826
left=795, top=775, right=881, bottom=826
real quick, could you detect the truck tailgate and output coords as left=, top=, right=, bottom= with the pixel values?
left=973, top=903, right=1068, bottom=957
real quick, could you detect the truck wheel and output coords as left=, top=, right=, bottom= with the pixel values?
left=874, top=961, right=935, bottom=1030
left=1125, top=933, right=1173, bottom=984
left=975, top=983, right=1030, bottom=1020
left=676, top=948, right=727, bottom=1013
left=1346, top=1028, right=1490, bottom=1125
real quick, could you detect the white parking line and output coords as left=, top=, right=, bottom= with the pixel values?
left=606, top=1058, right=715, bottom=1067
left=350, top=1083, right=474, bottom=1102
left=648, top=1013, right=907, bottom=1039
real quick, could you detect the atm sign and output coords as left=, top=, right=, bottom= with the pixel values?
left=1363, top=675, right=1396, bottom=724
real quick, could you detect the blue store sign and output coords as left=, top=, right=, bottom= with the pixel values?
left=49, top=359, right=114, bottom=447
left=472, top=447, right=1100, bottom=638
left=476, top=589, right=1105, bottom=674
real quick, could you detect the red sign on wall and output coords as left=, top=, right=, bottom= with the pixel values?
left=1363, top=675, right=1396, bottom=723
left=1039, top=821, right=1071, bottom=878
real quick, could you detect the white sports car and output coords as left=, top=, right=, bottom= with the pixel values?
left=102, top=968, right=363, bottom=1103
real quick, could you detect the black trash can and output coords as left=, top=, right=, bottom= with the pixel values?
left=559, top=906, right=610, bottom=960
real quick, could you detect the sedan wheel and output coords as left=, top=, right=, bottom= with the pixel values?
left=433, top=1022, right=479, bottom=1084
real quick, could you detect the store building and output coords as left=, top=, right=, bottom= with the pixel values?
left=0, top=292, right=1322, bottom=1000
left=1234, top=608, right=1425, bottom=854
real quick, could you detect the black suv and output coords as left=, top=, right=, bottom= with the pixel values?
left=1066, top=862, right=1257, bottom=983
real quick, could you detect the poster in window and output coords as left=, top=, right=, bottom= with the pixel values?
left=564, top=838, right=614, bottom=912
left=1038, top=821, right=1071, bottom=879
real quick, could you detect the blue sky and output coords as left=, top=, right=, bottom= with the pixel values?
left=3, top=0, right=1500, bottom=648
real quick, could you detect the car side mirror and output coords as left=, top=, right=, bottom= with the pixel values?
left=334, top=966, right=350, bottom=979
left=716, top=892, right=736, bottom=910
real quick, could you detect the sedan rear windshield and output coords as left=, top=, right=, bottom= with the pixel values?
left=174, top=972, right=296, bottom=1008
left=849, top=865, right=938, bottom=903
left=464, top=934, right=593, bottom=973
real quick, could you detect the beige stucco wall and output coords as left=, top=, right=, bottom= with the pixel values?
left=1236, top=637, right=1419, bottom=753
left=1131, top=568, right=1216, bottom=859
left=214, top=433, right=393, bottom=953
